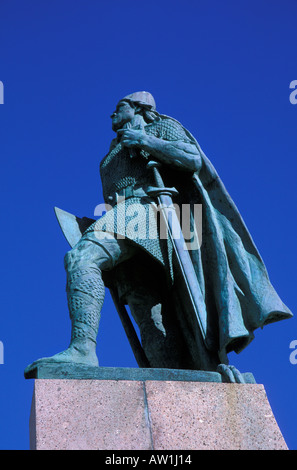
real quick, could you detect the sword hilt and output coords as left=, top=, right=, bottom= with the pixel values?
left=146, top=160, right=179, bottom=200
left=147, top=160, right=163, bottom=187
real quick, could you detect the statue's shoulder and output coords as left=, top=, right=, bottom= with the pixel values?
left=145, top=115, right=189, bottom=141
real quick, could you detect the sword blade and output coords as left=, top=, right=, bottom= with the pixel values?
left=158, top=193, right=207, bottom=342
left=148, top=162, right=208, bottom=348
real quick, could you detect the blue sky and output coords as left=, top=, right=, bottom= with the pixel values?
left=0, top=0, right=296, bottom=450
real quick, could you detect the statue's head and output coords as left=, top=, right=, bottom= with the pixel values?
left=111, top=91, right=158, bottom=131
left=120, top=91, right=156, bottom=111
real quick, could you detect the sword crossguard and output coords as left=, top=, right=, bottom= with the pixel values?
left=147, top=186, right=179, bottom=199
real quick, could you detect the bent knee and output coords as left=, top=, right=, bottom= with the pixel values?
left=64, top=239, right=114, bottom=272
left=64, top=248, right=81, bottom=271
left=64, top=242, right=93, bottom=271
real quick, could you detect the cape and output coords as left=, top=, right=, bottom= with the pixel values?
left=167, top=114, right=293, bottom=359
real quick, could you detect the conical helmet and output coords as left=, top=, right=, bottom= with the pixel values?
left=121, top=91, right=156, bottom=110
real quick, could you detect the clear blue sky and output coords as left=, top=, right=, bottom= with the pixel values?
left=0, top=0, right=296, bottom=450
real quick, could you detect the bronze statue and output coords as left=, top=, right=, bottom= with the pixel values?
left=25, top=91, right=292, bottom=382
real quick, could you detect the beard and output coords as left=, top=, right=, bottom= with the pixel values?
left=112, top=117, right=129, bottom=132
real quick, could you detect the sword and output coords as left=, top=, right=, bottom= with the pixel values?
left=146, top=161, right=209, bottom=348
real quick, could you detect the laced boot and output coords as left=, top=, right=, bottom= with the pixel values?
left=24, top=266, right=104, bottom=374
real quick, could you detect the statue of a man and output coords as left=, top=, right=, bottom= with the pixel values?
left=25, top=91, right=292, bottom=379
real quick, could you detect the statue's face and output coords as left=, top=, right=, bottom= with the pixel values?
left=111, top=100, right=135, bottom=131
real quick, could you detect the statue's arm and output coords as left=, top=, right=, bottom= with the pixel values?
left=118, top=129, right=201, bottom=172
left=140, top=134, right=201, bottom=172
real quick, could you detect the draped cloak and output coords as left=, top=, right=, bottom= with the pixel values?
left=86, top=114, right=293, bottom=367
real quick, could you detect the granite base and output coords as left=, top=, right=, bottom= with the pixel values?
left=29, top=377, right=288, bottom=450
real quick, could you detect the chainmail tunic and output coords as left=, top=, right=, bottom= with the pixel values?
left=84, top=117, right=193, bottom=280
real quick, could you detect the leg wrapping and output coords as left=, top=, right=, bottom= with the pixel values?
left=66, top=266, right=105, bottom=343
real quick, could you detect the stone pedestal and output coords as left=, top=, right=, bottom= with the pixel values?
left=29, top=375, right=288, bottom=450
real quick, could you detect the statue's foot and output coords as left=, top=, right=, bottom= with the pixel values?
left=24, top=341, right=99, bottom=377
left=217, top=364, right=245, bottom=383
